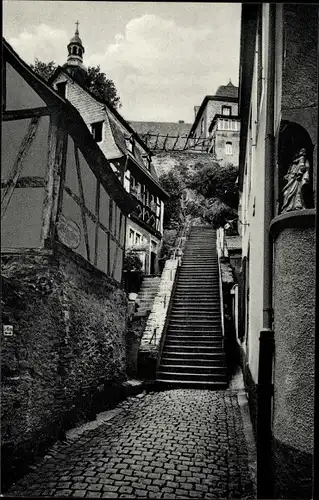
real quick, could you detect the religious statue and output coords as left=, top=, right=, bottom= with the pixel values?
left=281, top=148, right=310, bottom=213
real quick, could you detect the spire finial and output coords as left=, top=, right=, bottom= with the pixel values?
left=229, top=77, right=232, bottom=84
left=75, top=21, right=79, bottom=35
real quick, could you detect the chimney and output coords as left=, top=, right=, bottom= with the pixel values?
left=178, top=120, right=185, bottom=124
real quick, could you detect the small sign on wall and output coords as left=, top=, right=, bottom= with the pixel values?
left=56, top=214, right=81, bottom=249
left=3, top=325, right=13, bottom=336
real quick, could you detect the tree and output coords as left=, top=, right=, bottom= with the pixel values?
left=30, top=59, right=121, bottom=109
left=30, top=59, right=57, bottom=81
left=159, top=170, right=186, bottom=228
left=188, top=162, right=239, bottom=209
left=83, top=65, right=121, bottom=109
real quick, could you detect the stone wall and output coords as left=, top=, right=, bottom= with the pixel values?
left=138, top=259, right=179, bottom=379
left=151, top=151, right=217, bottom=178
left=1, top=244, right=128, bottom=490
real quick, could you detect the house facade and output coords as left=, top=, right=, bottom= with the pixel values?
left=50, top=28, right=168, bottom=275
left=2, top=38, right=135, bottom=488
left=188, top=82, right=240, bottom=162
left=238, top=4, right=317, bottom=498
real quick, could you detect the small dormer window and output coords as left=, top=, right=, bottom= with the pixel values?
left=125, top=135, right=134, bottom=154
left=91, top=121, right=103, bottom=143
left=56, top=81, right=67, bottom=98
left=222, top=106, right=231, bottom=116
left=143, top=154, right=151, bottom=171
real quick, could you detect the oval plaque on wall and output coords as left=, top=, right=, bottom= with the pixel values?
left=56, top=214, right=81, bottom=249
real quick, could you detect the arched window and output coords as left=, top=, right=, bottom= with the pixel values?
left=78, top=48, right=82, bottom=57
left=72, top=47, right=77, bottom=55
left=226, top=142, right=233, bottom=155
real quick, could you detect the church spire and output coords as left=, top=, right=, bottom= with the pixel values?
left=63, top=22, right=87, bottom=83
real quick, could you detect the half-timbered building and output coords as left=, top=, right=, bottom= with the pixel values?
left=49, top=27, right=168, bottom=275
left=2, top=38, right=135, bottom=282
left=1, top=38, right=136, bottom=485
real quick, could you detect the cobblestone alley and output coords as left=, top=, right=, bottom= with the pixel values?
left=7, top=387, right=256, bottom=499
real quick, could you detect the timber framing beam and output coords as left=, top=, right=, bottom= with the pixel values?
left=2, top=106, right=56, bottom=121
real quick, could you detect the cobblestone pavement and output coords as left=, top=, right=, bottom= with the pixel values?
left=7, top=389, right=256, bottom=499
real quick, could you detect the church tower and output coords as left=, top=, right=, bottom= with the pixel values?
left=63, top=22, right=87, bottom=84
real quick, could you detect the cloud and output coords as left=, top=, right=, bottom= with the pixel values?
left=8, top=24, right=68, bottom=65
left=85, top=14, right=240, bottom=121
left=7, top=11, right=240, bottom=122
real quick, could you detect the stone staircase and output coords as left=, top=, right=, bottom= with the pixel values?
left=135, top=275, right=161, bottom=317
left=157, top=226, right=228, bottom=388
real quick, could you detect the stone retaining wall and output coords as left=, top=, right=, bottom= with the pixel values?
left=1, top=244, right=128, bottom=490
left=138, top=259, right=179, bottom=378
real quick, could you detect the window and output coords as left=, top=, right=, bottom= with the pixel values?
left=91, top=121, right=103, bottom=143
left=72, top=47, right=77, bottom=55
left=222, top=106, right=231, bottom=116
left=78, top=48, right=82, bottom=57
left=129, top=229, right=134, bottom=246
left=226, top=142, right=233, bottom=155
left=135, top=233, right=141, bottom=245
left=56, top=82, right=67, bottom=98
left=125, top=135, right=134, bottom=154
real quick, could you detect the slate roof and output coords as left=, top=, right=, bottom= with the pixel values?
left=215, top=81, right=239, bottom=99
left=129, top=121, right=192, bottom=151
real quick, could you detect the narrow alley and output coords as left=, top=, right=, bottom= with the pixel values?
left=7, top=387, right=256, bottom=499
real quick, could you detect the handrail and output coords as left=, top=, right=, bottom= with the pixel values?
left=171, top=219, right=191, bottom=260
left=217, top=236, right=225, bottom=348
left=155, top=262, right=181, bottom=375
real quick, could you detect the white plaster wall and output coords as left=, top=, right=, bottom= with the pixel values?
left=240, top=5, right=270, bottom=382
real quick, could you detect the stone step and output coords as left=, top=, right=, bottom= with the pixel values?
left=158, top=364, right=227, bottom=374
left=157, top=371, right=227, bottom=382
left=161, top=351, right=225, bottom=360
left=155, top=379, right=228, bottom=389
left=165, top=340, right=223, bottom=348
left=161, top=357, right=226, bottom=366
left=166, top=336, right=222, bottom=343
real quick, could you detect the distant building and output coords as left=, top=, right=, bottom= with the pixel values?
left=50, top=27, right=168, bottom=275
left=188, top=81, right=240, bottom=164
left=238, top=4, right=317, bottom=498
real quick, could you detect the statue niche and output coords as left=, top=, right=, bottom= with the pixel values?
left=281, top=148, right=310, bottom=213
left=278, top=121, right=314, bottom=214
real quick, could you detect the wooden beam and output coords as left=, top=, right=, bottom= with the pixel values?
left=107, top=197, right=113, bottom=275
left=172, top=135, right=179, bottom=151
left=41, top=113, right=67, bottom=247
left=163, top=133, right=169, bottom=151
left=1, top=176, right=45, bottom=188
left=2, top=106, right=53, bottom=121
left=94, top=180, right=100, bottom=267
left=63, top=186, right=123, bottom=249
left=1, top=116, right=40, bottom=219
left=74, top=145, right=91, bottom=262
left=111, top=210, right=123, bottom=278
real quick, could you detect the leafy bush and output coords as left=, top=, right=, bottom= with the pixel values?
left=123, top=251, right=143, bottom=272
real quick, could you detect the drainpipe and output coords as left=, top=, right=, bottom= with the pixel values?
left=257, top=4, right=276, bottom=499
left=312, top=7, right=319, bottom=499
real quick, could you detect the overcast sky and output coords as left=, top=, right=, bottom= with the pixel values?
left=3, top=1, right=241, bottom=123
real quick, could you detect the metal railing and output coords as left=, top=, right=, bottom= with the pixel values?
left=216, top=229, right=226, bottom=347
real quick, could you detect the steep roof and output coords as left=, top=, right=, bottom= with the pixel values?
left=215, top=81, right=239, bottom=99
left=49, top=66, right=167, bottom=197
left=2, top=37, right=135, bottom=215
left=129, top=120, right=192, bottom=151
